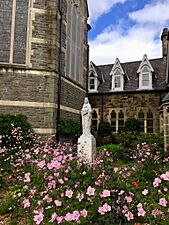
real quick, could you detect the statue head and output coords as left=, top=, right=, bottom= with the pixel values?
left=84, top=97, right=89, bottom=104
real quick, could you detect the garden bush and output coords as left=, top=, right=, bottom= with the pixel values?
left=96, top=120, right=117, bottom=146
left=59, top=118, right=81, bottom=143
left=116, top=131, right=164, bottom=160
left=0, top=114, right=33, bottom=149
left=0, top=114, right=33, bottom=174
left=124, top=117, right=141, bottom=132
left=97, top=144, right=123, bottom=161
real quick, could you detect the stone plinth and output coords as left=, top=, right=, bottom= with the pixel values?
left=78, top=134, right=96, bottom=164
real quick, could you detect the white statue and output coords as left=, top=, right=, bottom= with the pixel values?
left=78, top=97, right=96, bottom=164
left=81, top=97, right=92, bottom=135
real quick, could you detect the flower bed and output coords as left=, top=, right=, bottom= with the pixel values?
left=0, top=132, right=169, bottom=224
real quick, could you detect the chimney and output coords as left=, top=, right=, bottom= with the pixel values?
left=161, top=28, right=169, bottom=59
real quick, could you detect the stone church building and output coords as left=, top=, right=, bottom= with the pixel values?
left=88, top=28, right=169, bottom=152
left=0, top=0, right=89, bottom=137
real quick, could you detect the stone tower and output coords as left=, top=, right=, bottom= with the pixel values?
left=0, top=0, right=89, bottom=136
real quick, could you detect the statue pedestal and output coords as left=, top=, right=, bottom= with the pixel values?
left=78, top=134, right=96, bottom=164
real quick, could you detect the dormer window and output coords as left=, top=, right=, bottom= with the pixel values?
left=137, top=55, right=154, bottom=90
left=114, top=75, right=121, bottom=88
left=88, top=61, right=101, bottom=92
left=89, top=74, right=97, bottom=91
left=110, top=58, right=127, bottom=91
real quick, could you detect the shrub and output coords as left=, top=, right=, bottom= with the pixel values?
left=0, top=114, right=33, bottom=174
left=97, top=120, right=112, bottom=138
left=116, top=131, right=164, bottom=161
left=59, top=117, right=81, bottom=143
left=97, top=120, right=115, bottom=146
left=97, top=144, right=122, bottom=161
left=0, top=114, right=33, bottom=149
left=124, top=117, right=141, bottom=132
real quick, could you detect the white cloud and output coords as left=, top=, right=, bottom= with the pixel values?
left=129, top=0, right=169, bottom=25
left=87, top=0, right=127, bottom=23
left=89, top=0, right=169, bottom=65
left=89, top=25, right=161, bottom=64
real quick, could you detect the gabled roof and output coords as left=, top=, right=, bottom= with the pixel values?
left=110, top=58, right=129, bottom=80
left=162, top=92, right=169, bottom=104
left=89, top=61, right=104, bottom=82
left=92, top=58, right=167, bottom=93
left=137, top=54, right=154, bottom=73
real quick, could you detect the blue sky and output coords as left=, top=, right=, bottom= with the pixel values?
left=87, top=0, right=169, bottom=65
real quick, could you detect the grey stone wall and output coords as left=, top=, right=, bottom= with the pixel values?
left=61, top=79, right=86, bottom=110
left=0, top=0, right=88, bottom=136
left=89, top=91, right=167, bottom=133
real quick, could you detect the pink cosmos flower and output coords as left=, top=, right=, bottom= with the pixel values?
left=98, top=206, right=105, bottom=215
left=65, top=189, right=73, bottom=198
left=122, top=205, right=128, bottom=213
left=50, top=213, right=57, bottom=223
left=153, top=177, right=161, bottom=187
left=30, top=188, right=36, bottom=197
left=98, top=203, right=111, bottom=215
left=47, top=162, right=54, bottom=170
left=0, top=147, right=5, bottom=154
left=137, top=203, right=143, bottom=209
left=125, top=196, right=133, bottom=203
left=37, top=160, right=46, bottom=169
left=152, top=209, right=164, bottom=217
left=43, top=195, right=52, bottom=203
left=160, top=171, right=169, bottom=181
left=125, top=211, right=134, bottom=221
left=159, top=198, right=168, bottom=207
left=86, top=186, right=95, bottom=196
left=76, top=192, right=84, bottom=202
left=54, top=200, right=62, bottom=206
left=137, top=208, right=146, bottom=217
left=33, top=212, right=44, bottom=224
left=95, top=180, right=101, bottom=186
left=81, top=209, right=87, bottom=218
left=58, top=178, right=64, bottom=184
left=73, top=211, right=80, bottom=221
left=102, top=203, right=111, bottom=212
left=24, top=172, right=31, bottom=183
left=23, top=198, right=30, bottom=208
left=56, top=216, right=63, bottom=224
left=142, top=189, right=148, bottom=195
left=65, top=213, right=74, bottom=221
left=48, top=180, right=56, bottom=189
left=100, top=189, right=110, bottom=198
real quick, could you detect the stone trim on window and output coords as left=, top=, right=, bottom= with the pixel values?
left=88, top=62, right=99, bottom=92
left=91, top=108, right=99, bottom=131
left=66, top=0, right=84, bottom=85
left=110, top=58, right=125, bottom=91
left=0, top=0, right=30, bottom=65
left=109, top=108, right=125, bottom=132
left=137, top=108, right=154, bottom=133
left=137, top=54, right=154, bottom=90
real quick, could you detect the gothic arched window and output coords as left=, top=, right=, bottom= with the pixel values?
left=0, top=0, right=29, bottom=64
left=92, top=110, right=98, bottom=131
left=111, top=110, right=116, bottom=132
left=118, top=110, right=124, bottom=132
left=147, top=110, right=153, bottom=133
left=138, top=110, right=144, bottom=132
left=66, top=0, right=82, bottom=84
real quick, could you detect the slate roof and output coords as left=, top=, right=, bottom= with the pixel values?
left=162, top=92, right=169, bottom=104
left=90, top=62, right=103, bottom=82
left=94, top=58, right=168, bottom=93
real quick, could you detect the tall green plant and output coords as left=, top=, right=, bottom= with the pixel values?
left=124, top=117, right=141, bottom=132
